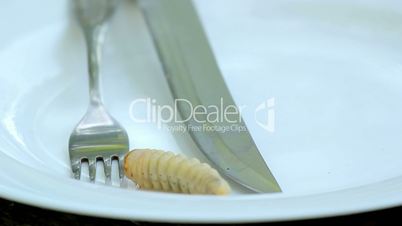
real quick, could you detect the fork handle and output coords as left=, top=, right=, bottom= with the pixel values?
left=84, top=25, right=108, bottom=106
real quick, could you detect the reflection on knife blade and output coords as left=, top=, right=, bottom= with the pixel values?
left=138, top=0, right=281, bottom=193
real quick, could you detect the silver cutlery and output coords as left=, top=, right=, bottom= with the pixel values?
left=69, top=0, right=129, bottom=183
left=139, top=0, right=281, bottom=192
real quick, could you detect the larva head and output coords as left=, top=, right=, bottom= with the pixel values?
left=123, top=149, right=148, bottom=178
left=123, top=151, right=133, bottom=175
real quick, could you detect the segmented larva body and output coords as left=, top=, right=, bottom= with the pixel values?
left=124, top=149, right=231, bottom=195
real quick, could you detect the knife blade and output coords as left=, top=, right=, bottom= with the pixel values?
left=138, top=0, right=281, bottom=193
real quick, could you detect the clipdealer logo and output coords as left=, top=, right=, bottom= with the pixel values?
left=254, top=97, right=275, bottom=133
left=128, top=98, right=275, bottom=133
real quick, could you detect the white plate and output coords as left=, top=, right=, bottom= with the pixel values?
left=1, top=0, right=402, bottom=223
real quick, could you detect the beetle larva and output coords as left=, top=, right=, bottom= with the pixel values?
left=124, top=149, right=231, bottom=195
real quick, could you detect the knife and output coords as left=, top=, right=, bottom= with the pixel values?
left=138, top=0, right=281, bottom=193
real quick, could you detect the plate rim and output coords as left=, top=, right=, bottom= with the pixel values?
left=1, top=159, right=402, bottom=223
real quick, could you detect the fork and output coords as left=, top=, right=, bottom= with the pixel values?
left=69, top=0, right=129, bottom=183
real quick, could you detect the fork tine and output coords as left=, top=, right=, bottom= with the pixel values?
left=118, top=156, right=125, bottom=180
left=72, top=161, right=81, bottom=180
left=88, top=159, right=96, bottom=182
left=104, top=158, right=112, bottom=181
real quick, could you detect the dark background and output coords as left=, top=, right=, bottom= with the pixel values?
left=0, top=198, right=400, bottom=226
